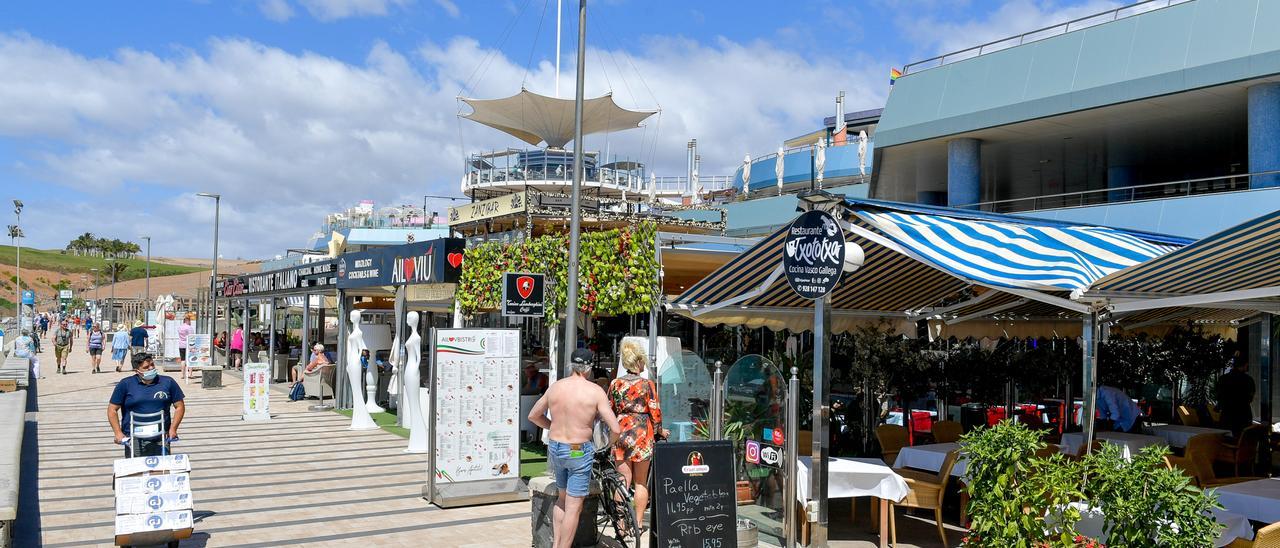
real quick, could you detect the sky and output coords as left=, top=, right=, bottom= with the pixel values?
left=0, top=0, right=1121, bottom=259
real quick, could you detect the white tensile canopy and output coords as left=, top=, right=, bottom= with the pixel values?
left=459, top=89, right=656, bottom=149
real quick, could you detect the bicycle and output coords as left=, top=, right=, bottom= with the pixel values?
left=593, top=447, right=639, bottom=547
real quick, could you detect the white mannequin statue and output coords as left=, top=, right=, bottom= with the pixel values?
left=365, top=348, right=386, bottom=414
left=403, top=311, right=428, bottom=453
left=346, top=310, right=378, bottom=430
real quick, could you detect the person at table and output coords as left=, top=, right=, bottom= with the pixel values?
left=291, top=343, right=333, bottom=385
left=608, top=340, right=669, bottom=535
left=1214, top=354, right=1255, bottom=437
left=1095, top=385, right=1142, bottom=433
left=521, top=363, right=549, bottom=395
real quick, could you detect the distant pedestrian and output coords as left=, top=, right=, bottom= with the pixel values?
left=128, top=320, right=149, bottom=358
left=229, top=325, right=244, bottom=370
left=108, top=352, right=185, bottom=458
left=53, top=320, right=74, bottom=375
left=1214, top=352, right=1255, bottom=438
left=87, top=324, right=106, bottom=374
left=39, top=315, right=49, bottom=338
left=13, top=330, right=40, bottom=378
left=527, top=349, right=622, bottom=548
left=84, top=316, right=92, bottom=334
left=111, top=325, right=131, bottom=372
left=177, top=317, right=194, bottom=381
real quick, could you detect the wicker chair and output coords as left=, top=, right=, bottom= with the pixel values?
left=890, top=449, right=961, bottom=547
left=1176, top=405, right=1200, bottom=427
left=1216, top=424, right=1267, bottom=477
left=1034, top=443, right=1062, bottom=459
left=1225, top=520, right=1280, bottom=548
left=876, top=424, right=908, bottom=466
left=931, top=420, right=963, bottom=443
left=1166, top=433, right=1264, bottom=488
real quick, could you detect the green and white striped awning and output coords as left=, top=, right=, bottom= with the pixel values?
left=1086, top=209, right=1280, bottom=314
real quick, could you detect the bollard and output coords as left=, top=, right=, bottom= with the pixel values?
left=201, top=367, right=223, bottom=389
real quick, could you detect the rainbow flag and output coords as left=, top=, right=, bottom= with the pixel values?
left=890, top=68, right=903, bottom=85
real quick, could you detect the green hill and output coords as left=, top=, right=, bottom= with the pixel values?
left=0, top=244, right=204, bottom=282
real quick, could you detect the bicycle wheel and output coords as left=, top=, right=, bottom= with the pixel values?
left=598, top=469, right=639, bottom=546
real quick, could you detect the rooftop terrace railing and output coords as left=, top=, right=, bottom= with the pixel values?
left=959, top=170, right=1279, bottom=214
left=902, top=0, right=1192, bottom=75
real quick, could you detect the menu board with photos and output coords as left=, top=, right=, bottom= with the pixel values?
left=431, top=329, right=522, bottom=484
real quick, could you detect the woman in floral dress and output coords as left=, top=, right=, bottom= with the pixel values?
left=609, top=340, right=668, bottom=531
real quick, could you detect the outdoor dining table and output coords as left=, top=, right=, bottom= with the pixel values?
left=1147, top=424, right=1229, bottom=449
left=892, top=442, right=968, bottom=477
left=1212, top=478, right=1280, bottom=524
left=1059, top=431, right=1165, bottom=457
left=1070, top=502, right=1254, bottom=546
left=797, top=456, right=908, bottom=548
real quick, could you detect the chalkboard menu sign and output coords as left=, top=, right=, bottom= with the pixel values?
left=651, top=440, right=738, bottom=548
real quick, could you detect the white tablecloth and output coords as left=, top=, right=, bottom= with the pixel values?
left=1060, top=432, right=1164, bottom=457
left=1148, top=424, right=1228, bottom=449
left=1213, top=478, right=1280, bottom=524
left=1071, top=503, right=1253, bottom=547
left=796, top=457, right=909, bottom=504
left=892, top=442, right=968, bottom=477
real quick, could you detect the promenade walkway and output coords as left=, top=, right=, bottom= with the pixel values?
left=21, top=346, right=531, bottom=547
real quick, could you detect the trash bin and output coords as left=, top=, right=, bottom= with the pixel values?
left=960, top=403, right=987, bottom=432
left=201, top=367, right=223, bottom=389
left=530, top=475, right=599, bottom=548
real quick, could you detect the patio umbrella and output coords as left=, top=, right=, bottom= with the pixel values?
left=649, top=172, right=656, bottom=203
left=858, top=130, right=869, bottom=176
left=815, top=138, right=827, bottom=188
left=742, top=154, right=752, bottom=192
left=691, top=167, right=701, bottom=204
left=776, top=146, right=785, bottom=196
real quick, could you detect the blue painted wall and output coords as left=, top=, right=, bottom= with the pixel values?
left=733, top=143, right=873, bottom=193
left=878, top=0, right=1280, bottom=147
left=1020, top=187, right=1280, bottom=239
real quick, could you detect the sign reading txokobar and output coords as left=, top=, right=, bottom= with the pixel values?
left=782, top=210, right=846, bottom=300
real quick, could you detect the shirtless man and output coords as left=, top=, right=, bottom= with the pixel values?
left=528, top=348, right=622, bottom=548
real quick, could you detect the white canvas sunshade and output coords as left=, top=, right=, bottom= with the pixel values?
left=460, top=89, right=656, bottom=149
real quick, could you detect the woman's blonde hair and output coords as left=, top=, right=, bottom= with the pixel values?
left=620, top=340, right=648, bottom=374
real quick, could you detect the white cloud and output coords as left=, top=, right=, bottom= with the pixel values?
left=894, top=0, right=1123, bottom=57
left=0, top=32, right=882, bottom=258
left=296, top=0, right=412, bottom=21
left=259, top=0, right=295, bottom=22
left=434, top=0, right=459, bottom=18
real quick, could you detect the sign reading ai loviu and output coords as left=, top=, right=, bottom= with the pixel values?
left=337, top=238, right=465, bottom=289
left=782, top=210, right=846, bottom=300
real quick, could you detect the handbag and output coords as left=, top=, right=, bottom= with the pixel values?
left=288, top=382, right=306, bottom=401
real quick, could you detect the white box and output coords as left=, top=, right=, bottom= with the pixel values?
left=113, top=454, right=191, bottom=477
left=114, top=473, right=190, bottom=496
left=114, top=510, right=194, bottom=536
left=115, top=491, right=194, bottom=515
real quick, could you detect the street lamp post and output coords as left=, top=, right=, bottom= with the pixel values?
left=141, top=236, right=151, bottom=306
left=105, top=258, right=116, bottom=325
left=12, top=200, right=22, bottom=327
left=197, top=193, right=221, bottom=336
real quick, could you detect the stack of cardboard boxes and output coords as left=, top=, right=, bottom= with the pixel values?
left=112, top=454, right=195, bottom=546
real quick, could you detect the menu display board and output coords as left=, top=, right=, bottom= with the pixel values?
left=651, top=440, right=738, bottom=548
left=186, top=334, right=211, bottom=368
left=430, top=329, right=522, bottom=496
left=242, top=361, right=271, bottom=421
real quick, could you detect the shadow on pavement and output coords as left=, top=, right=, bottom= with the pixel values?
left=13, top=367, right=41, bottom=546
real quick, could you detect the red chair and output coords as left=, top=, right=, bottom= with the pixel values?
left=986, top=407, right=1007, bottom=426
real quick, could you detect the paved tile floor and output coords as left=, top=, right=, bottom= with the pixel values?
left=18, top=339, right=954, bottom=547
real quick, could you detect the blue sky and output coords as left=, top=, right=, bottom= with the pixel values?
left=0, top=0, right=1120, bottom=259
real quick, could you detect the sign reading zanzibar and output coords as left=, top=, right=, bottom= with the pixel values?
left=783, top=210, right=846, bottom=300
left=448, top=191, right=527, bottom=225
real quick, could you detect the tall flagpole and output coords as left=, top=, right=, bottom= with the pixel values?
left=555, top=0, right=562, bottom=98
left=562, top=0, right=586, bottom=377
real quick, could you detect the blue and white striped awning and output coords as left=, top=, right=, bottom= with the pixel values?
left=672, top=199, right=1186, bottom=321
left=855, top=209, right=1179, bottom=292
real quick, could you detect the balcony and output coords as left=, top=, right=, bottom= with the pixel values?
left=463, top=148, right=732, bottom=199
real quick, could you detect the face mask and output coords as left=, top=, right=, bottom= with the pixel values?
left=141, top=369, right=158, bottom=381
